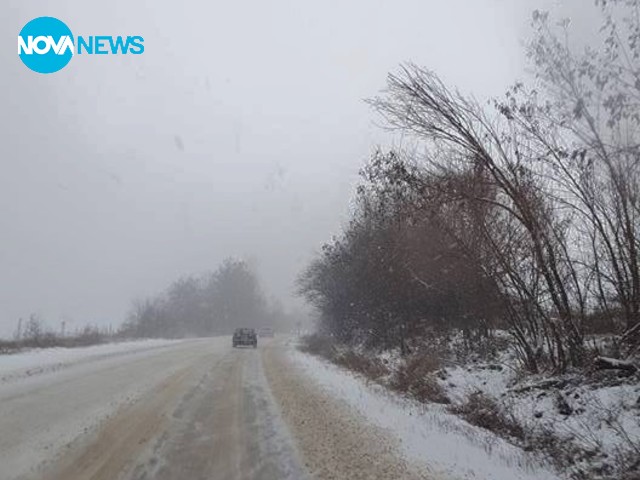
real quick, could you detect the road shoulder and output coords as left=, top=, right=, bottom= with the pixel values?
left=262, top=340, right=432, bottom=480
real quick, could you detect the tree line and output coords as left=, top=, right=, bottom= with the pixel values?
left=122, top=258, right=286, bottom=338
left=298, top=1, right=640, bottom=373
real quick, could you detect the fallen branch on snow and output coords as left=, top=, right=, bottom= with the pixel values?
left=594, top=356, right=637, bottom=373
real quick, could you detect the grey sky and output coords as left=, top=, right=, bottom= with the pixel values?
left=0, top=0, right=593, bottom=337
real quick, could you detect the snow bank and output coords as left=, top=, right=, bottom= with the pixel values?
left=291, top=349, right=561, bottom=480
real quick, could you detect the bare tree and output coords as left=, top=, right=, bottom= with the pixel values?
left=504, top=3, right=640, bottom=356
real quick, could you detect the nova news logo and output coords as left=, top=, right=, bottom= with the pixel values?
left=18, top=16, right=144, bottom=74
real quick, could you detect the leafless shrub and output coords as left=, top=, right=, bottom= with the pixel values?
left=335, top=350, right=390, bottom=381
left=390, top=351, right=450, bottom=404
left=610, top=450, right=640, bottom=480
left=299, top=333, right=391, bottom=381
left=298, top=333, right=338, bottom=360
left=451, top=391, right=525, bottom=441
left=525, top=422, right=640, bottom=480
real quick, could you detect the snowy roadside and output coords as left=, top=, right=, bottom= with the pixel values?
left=441, top=355, right=640, bottom=479
left=289, top=347, right=561, bottom=480
left=0, top=338, right=187, bottom=384
left=266, top=342, right=433, bottom=480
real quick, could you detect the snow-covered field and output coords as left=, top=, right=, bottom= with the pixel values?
left=0, top=338, right=182, bottom=384
left=291, top=348, right=561, bottom=480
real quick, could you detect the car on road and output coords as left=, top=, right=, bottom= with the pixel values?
left=258, top=327, right=275, bottom=338
left=232, top=328, right=257, bottom=348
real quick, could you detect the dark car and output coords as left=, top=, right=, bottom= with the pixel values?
left=232, top=328, right=257, bottom=348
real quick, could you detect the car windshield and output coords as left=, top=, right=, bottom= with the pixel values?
left=3, top=2, right=640, bottom=480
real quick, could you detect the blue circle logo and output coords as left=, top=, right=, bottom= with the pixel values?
left=18, top=17, right=74, bottom=74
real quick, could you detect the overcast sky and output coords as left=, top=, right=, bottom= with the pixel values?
left=0, top=0, right=594, bottom=337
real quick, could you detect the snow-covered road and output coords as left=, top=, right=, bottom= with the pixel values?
left=0, top=338, right=428, bottom=480
left=0, top=338, right=559, bottom=480
left=1, top=338, right=223, bottom=479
